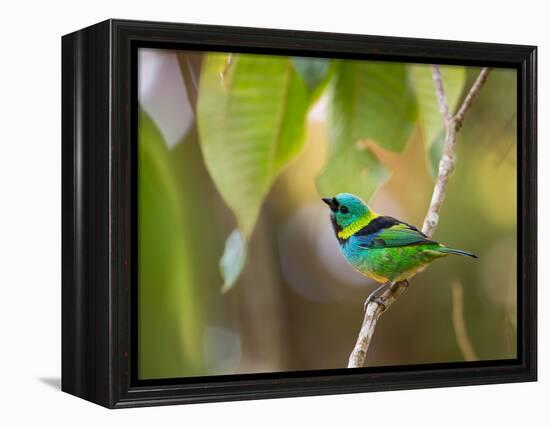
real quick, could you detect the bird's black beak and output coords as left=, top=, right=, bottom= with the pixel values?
left=322, top=197, right=338, bottom=212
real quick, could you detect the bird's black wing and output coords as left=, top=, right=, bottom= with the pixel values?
left=355, top=216, right=438, bottom=248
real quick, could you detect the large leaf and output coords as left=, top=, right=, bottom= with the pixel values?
left=138, top=109, right=204, bottom=378
left=409, top=64, right=466, bottom=175
left=291, top=57, right=332, bottom=102
left=317, top=145, right=390, bottom=203
left=197, top=53, right=311, bottom=237
left=317, top=60, right=412, bottom=202
left=328, top=60, right=418, bottom=153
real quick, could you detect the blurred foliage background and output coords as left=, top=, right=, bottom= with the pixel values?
left=138, top=48, right=517, bottom=380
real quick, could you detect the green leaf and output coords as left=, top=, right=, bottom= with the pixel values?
left=291, top=57, right=332, bottom=101
left=138, top=109, right=204, bottom=378
left=409, top=65, right=466, bottom=149
left=197, top=53, right=311, bottom=237
left=219, top=229, right=247, bottom=293
left=317, top=60, right=411, bottom=202
left=317, top=145, right=390, bottom=203
left=328, top=60, right=418, bottom=153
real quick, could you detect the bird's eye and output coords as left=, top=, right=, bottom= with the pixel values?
left=340, top=206, right=349, bottom=214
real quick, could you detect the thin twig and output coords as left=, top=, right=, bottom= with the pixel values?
left=454, top=68, right=491, bottom=130
left=348, top=66, right=491, bottom=368
left=430, top=64, right=451, bottom=123
left=451, top=281, right=478, bottom=361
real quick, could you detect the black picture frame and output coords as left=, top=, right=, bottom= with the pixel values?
left=61, top=19, right=537, bottom=408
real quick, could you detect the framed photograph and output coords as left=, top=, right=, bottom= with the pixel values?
left=62, top=19, right=537, bottom=408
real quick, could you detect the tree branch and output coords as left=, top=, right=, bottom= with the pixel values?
left=451, top=281, right=478, bottom=361
left=430, top=64, right=451, bottom=124
left=348, top=66, right=492, bottom=368
left=454, top=67, right=491, bottom=130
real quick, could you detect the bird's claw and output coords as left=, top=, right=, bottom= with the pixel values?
left=372, top=297, right=387, bottom=311
left=364, top=280, right=409, bottom=311
left=363, top=281, right=402, bottom=312
left=363, top=295, right=387, bottom=312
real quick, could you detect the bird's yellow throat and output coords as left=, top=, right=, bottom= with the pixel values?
left=337, top=212, right=378, bottom=240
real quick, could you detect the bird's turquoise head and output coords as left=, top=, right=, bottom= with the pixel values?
left=322, top=193, right=372, bottom=230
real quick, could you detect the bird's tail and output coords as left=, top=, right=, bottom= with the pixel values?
left=439, top=247, right=478, bottom=258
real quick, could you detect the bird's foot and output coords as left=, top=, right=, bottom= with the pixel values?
left=371, top=296, right=387, bottom=312
left=363, top=280, right=409, bottom=312
left=363, top=295, right=387, bottom=312
left=389, top=279, right=409, bottom=292
left=363, top=282, right=391, bottom=312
